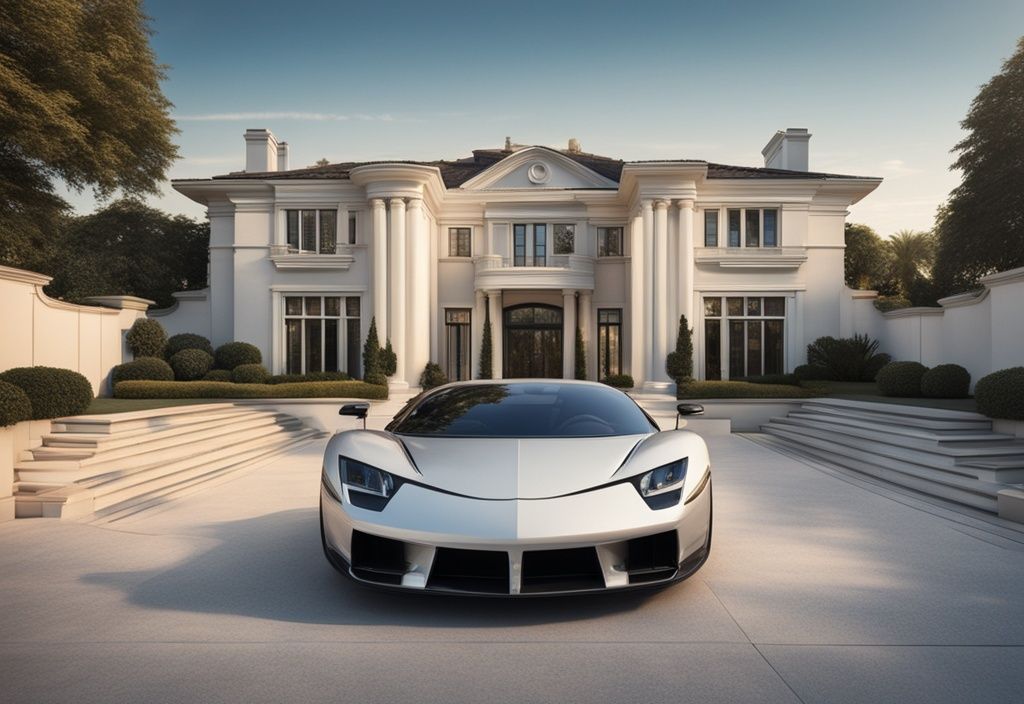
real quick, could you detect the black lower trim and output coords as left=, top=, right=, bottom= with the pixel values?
left=521, top=547, right=605, bottom=593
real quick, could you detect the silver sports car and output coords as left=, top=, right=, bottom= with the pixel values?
left=320, top=380, right=712, bottom=596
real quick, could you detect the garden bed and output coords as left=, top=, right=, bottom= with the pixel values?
left=113, top=380, right=388, bottom=400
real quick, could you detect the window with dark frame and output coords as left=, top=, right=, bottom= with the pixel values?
left=445, top=309, right=472, bottom=381
left=348, top=213, right=357, bottom=244
left=533, top=224, right=547, bottom=266
left=448, top=227, right=471, bottom=257
left=285, top=209, right=339, bottom=254
left=284, top=295, right=361, bottom=377
left=704, top=210, right=719, bottom=247
left=597, top=226, right=623, bottom=257
left=703, top=296, right=784, bottom=380
left=597, top=308, right=623, bottom=378
left=727, top=210, right=741, bottom=247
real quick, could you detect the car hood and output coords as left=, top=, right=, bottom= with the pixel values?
left=398, top=434, right=649, bottom=500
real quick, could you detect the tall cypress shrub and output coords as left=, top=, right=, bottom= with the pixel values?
left=478, top=309, right=493, bottom=380
left=362, top=317, right=384, bottom=385
left=574, top=327, right=586, bottom=380
left=666, top=315, right=694, bottom=383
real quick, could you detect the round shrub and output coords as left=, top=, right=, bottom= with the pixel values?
left=0, top=367, right=93, bottom=420
left=125, top=318, right=167, bottom=358
left=231, top=363, right=270, bottom=384
left=921, top=364, right=971, bottom=399
left=203, top=369, right=233, bottom=382
left=112, top=357, right=174, bottom=385
left=169, top=349, right=214, bottom=381
left=602, top=374, right=635, bottom=389
left=975, top=367, right=1024, bottom=421
left=165, top=333, right=213, bottom=360
left=794, top=364, right=833, bottom=382
left=214, top=342, right=261, bottom=370
left=0, top=381, right=32, bottom=427
left=876, top=361, right=929, bottom=397
left=420, top=362, right=448, bottom=390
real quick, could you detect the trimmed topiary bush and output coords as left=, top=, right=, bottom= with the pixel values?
left=214, top=342, right=261, bottom=371
left=0, top=367, right=93, bottom=420
left=876, top=361, right=929, bottom=397
left=203, top=369, right=233, bottom=382
left=666, top=315, right=694, bottom=383
left=114, top=380, right=389, bottom=400
left=267, top=371, right=352, bottom=384
left=975, top=367, right=1024, bottom=421
left=736, top=373, right=801, bottom=387
left=806, top=334, right=891, bottom=382
left=362, top=317, right=385, bottom=385
left=420, top=362, right=448, bottom=390
left=574, top=327, right=586, bottom=380
left=112, top=357, right=174, bottom=385
left=232, top=363, right=270, bottom=384
left=0, top=381, right=32, bottom=427
left=125, top=318, right=167, bottom=358
left=165, top=333, right=213, bottom=360
left=794, top=364, right=833, bottom=381
left=381, top=339, right=397, bottom=377
left=602, top=374, right=634, bottom=389
left=169, top=349, right=214, bottom=381
left=478, top=316, right=493, bottom=380
left=921, top=364, right=971, bottom=399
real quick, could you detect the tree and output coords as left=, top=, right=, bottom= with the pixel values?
left=478, top=311, right=493, bottom=380
left=886, top=229, right=936, bottom=303
left=574, top=327, right=586, bottom=380
left=844, top=223, right=893, bottom=292
left=362, top=317, right=384, bottom=385
left=933, top=37, right=1024, bottom=294
left=42, top=199, right=208, bottom=307
left=381, top=339, right=397, bottom=377
left=0, top=0, right=178, bottom=265
left=666, top=315, right=694, bottom=383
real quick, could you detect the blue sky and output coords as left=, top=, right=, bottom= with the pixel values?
left=63, top=0, right=1024, bottom=235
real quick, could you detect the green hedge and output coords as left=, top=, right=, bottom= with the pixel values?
left=601, top=374, right=634, bottom=389
left=0, top=366, right=93, bottom=419
left=165, top=333, right=213, bottom=359
left=677, top=380, right=814, bottom=399
left=232, top=363, right=270, bottom=384
left=203, top=369, right=233, bottom=382
left=921, top=364, right=971, bottom=399
left=169, top=348, right=214, bottom=381
left=876, top=361, right=929, bottom=397
left=214, top=342, right=261, bottom=370
left=975, top=367, right=1024, bottom=420
left=125, top=319, right=167, bottom=358
left=0, top=380, right=32, bottom=427
left=112, top=357, right=174, bottom=385
left=735, top=373, right=801, bottom=387
left=114, top=380, right=388, bottom=400
left=267, top=371, right=352, bottom=384
left=794, top=364, right=833, bottom=381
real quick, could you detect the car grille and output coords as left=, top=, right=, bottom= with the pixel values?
left=427, top=547, right=511, bottom=594
left=625, top=530, right=679, bottom=584
left=521, top=547, right=605, bottom=593
left=350, top=530, right=406, bottom=585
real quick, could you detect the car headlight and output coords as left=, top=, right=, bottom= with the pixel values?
left=632, top=459, right=687, bottom=509
left=339, top=456, right=403, bottom=510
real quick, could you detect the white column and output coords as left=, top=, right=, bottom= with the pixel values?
left=579, top=291, right=593, bottom=380
left=641, top=200, right=655, bottom=383
left=472, top=289, right=486, bottom=379
left=388, top=197, right=407, bottom=389
left=653, top=199, right=671, bottom=383
left=630, top=211, right=646, bottom=385
left=370, top=198, right=388, bottom=339
left=678, top=199, right=695, bottom=328
left=406, top=197, right=429, bottom=387
left=563, top=289, right=577, bottom=379
left=487, top=290, right=503, bottom=379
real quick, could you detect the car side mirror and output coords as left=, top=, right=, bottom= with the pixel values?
left=675, top=403, right=704, bottom=429
left=340, top=402, right=370, bottom=429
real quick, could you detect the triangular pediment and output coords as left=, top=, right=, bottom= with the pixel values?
left=460, top=147, right=619, bottom=190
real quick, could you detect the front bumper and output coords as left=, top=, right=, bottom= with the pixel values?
left=320, top=476, right=712, bottom=596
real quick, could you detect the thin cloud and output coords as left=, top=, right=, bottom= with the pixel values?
left=175, top=111, right=396, bottom=122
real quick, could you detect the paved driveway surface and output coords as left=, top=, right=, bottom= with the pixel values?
left=1, top=433, right=1022, bottom=704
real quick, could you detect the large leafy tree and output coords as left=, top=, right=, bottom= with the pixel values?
left=0, top=0, right=177, bottom=269
left=933, top=37, right=1024, bottom=293
left=45, top=199, right=208, bottom=307
left=844, top=223, right=893, bottom=292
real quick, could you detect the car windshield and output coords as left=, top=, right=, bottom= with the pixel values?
left=389, top=383, right=657, bottom=438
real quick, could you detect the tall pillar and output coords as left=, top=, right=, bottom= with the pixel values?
left=370, top=198, right=387, bottom=340
left=487, top=290, right=503, bottom=379
left=406, top=197, right=429, bottom=387
left=641, top=201, right=655, bottom=384
left=388, top=197, right=407, bottom=390
left=472, top=289, right=487, bottom=379
left=579, top=291, right=593, bottom=380
left=562, top=289, right=577, bottom=379
left=630, top=213, right=645, bottom=385
left=677, top=199, right=695, bottom=331
left=653, top=199, right=671, bottom=383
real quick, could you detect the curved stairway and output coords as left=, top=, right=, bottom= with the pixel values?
left=753, top=398, right=1024, bottom=517
left=14, top=404, right=325, bottom=521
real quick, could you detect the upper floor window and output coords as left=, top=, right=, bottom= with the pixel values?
left=724, top=208, right=779, bottom=248
left=449, top=227, right=471, bottom=257
left=704, top=210, right=719, bottom=247
left=513, top=224, right=547, bottom=266
left=348, top=213, right=358, bottom=245
left=286, top=209, right=337, bottom=254
left=598, top=227, right=623, bottom=257
left=553, top=224, right=575, bottom=255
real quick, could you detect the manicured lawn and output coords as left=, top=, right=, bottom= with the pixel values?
left=86, top=398, right=219, bottom=415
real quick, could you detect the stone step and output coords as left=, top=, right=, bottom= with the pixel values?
left=39, top=408, right=265, bottom=449
left=799, top=402, right=991, bottom=432
left=802, top=397, right=988, bottom=421
left=52, top=403, right=247, bottom=435
left=785, top=411, right=1013, bottom=443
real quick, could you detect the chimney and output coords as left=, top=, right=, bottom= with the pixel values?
left=567, top=138, right=581, bottom=154
left=761, top=128, right=811, bottom=171
left=276, top=141, right=289, bottom=171
left=244, top=128, right=279, bottom=172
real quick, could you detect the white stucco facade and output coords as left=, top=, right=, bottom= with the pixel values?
left=171, top=128, right=881, bottom=391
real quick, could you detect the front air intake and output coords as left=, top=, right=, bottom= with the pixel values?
left=625, top=530, right=679, bottom=584
left=427, top=547, right=510, bottom=594
left=350, top=530, right=406, bottom=585
left=521, top=547, right=605, bottom=593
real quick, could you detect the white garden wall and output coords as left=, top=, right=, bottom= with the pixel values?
left=841, top=266, right=1024, bottom=387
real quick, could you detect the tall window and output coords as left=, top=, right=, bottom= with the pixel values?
left=553, top=224, right=575, bottom=255
left=449, top=227, right=471, bottom=257
left=534, top=224, right=547, bottom=265
left=723, top=208, right=780, bottom=248
left=703, top=296, right=784, bottom=379
left=745, top=210, right=760, bottom=248
left=286, top=209, right=338, bottom=254
left=704, top=210, right=719, bottom=247
left=598, top=227, right=623, bottom=256
left=763, top=209, right=778, bottom=247
left=445, top=309, right=471, bottom=381
left=284, top=295, right=361, bottom=376
left=348, top=213, right=358, bottom=244
left=513, top=224, right=548, bottom=266
left=727, top=210, right=741, bottom=247
left=597, top=309, right=622, bottom=378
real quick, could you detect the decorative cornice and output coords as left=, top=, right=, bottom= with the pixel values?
left=980, top=265, right=1024, bottom=287
left=82, top=295, right=155, bottom=311
left=882, top=306, right=945, bottom=319
left=0, top=264, right=51, bottom=286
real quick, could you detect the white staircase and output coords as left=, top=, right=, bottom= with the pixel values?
left=754, top=398, right=1024, bottom=515
left=14, top=404, right=324, bottom=521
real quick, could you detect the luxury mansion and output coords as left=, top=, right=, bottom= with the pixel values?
left=169, top=128, right=880, bottom=391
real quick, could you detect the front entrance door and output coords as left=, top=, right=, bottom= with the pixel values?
left=503, top=304, right=563, bottom=378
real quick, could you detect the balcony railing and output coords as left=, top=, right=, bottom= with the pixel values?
left=473, top=254, right=595, bottom=290
left=268, top=243, right=358, bottom=270
left=694, top=246, right=807, bottom=270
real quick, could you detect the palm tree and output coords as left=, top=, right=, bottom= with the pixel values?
left=886, top=230, right=936, bottom=297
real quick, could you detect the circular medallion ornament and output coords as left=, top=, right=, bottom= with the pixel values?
left=527, top=162, right=551, bottom=184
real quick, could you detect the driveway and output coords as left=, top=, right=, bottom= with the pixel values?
left=0, top=433, right=1022, bottom=704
